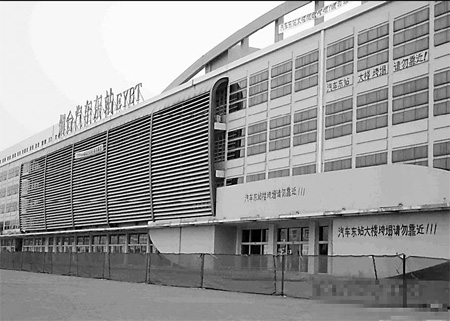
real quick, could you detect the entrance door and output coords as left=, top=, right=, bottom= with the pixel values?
left=318, top=226, right=328, bottom=273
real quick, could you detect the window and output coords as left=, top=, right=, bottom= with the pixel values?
left=128, top=233, right=150, bottom=253
left=241, top=229, right=268, bottom=255
left=109, top=234, right=126, bottom=253
left=229, top=78, right=247, bottom=113
left=434, top=69, right=450, bottom=116
left=393, top=7, right=429, bottom=60
left=247, top=121, right=267, bottom=156
left=227, top=128, right=245, bottom=160
left=357, top=88, right=388, bottom=133
left=393, top=77, right=429, bottom=125
left=324, top=158, right=352, bottom=172
left=92, top=235, right=107, bottom=253
left=433, top=140, right=450, bottom=170
left=392, top=145, right=428, bottom=166
left=434, top=2, right=450, bottom=46
left=214, top=82, right=227, bottom=117
left=214, top=132, right=226, bottom=163
left=22, top=238, right=34, bottom=252
left=249, top=69, right=269, bottom=107
left=271, top=60, right=292, bottom=100
left=76, top=236, right=90, bottom=253
left=225, top=176, right=244, bottom=186
left=326, top=37, right=353, bottom=82
left=215, top=178, right=225, bottom=188
left=62, top=236, right=75, bottom=253
left=293, top=107, right=317, bottom=146
left=269, top=115, right=291, bottom=151
left=268, top=168, right=289, bottom=179
left=295, top=51, right=319, bottom=92
left=277, top=227, right=309, bottom=272
left=246, top=172, right=266, bottom=183
left=34, top=237, right=45, bottom=253
left=325, top=98, right=353, bottom=140
left=1, top=239, right=15, bottom=252
left=356, top=152, right=387, bottom=168
left=292, top=164, right=316, bottom=176
left=357, top=23, right=389, bottom=73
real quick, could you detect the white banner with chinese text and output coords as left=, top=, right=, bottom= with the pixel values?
left=357, top=63, right=388, bottom=83
left=326, top=75, right=353, bottom=93
left=278, top=1, right=349, bottom=34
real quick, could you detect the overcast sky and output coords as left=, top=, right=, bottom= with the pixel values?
left=0, top=1, right=360, bottom=152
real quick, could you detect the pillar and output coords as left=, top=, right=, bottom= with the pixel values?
left=275, top=17, right=284, bottom=43
left=314, top=1, right=325, bottom=26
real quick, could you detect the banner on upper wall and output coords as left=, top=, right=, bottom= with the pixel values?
left=279, top=1, right=350, bottom=34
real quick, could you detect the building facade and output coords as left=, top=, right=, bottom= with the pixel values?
left=1, top=1, right=449, bottom=273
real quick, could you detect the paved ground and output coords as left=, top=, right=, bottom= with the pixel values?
left=0, top=269, right=448, bottom=321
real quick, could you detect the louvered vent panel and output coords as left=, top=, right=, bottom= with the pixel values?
left=151, top=93, right=213, bottom=220
left=72, top=132, right=107, bottom=226
left=107, top=115, right=152, bottom=223
left=45, top=146, right=73, bottom=229
left=20, top=157, right=46, bottom=231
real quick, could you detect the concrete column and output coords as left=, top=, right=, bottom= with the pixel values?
left=44, top=236, right=49, bottom=253
left=124, top=232, right=129, bottom=253
left=72, top=235, right=76, bottom=253
left=88, top=234, right=92, bottom=253
left=314, top=1, right=325, bottom=26
left=275, top=17, right=284, bottom=43
left=241, top=37, right=249, bottom=52
left=308, top=220, right=318, bottom=273
left=236, top=227, right=242, bottom=254
left=105, top=234, right=110, bottom=253
left=146, top=231, right=151, bottom=254
left=267, top=223, right=277, bottom=255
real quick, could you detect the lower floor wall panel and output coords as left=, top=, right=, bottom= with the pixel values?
left=1, top=210, right=449, bottom=260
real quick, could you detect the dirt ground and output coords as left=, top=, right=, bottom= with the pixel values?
left=0, top=270, right=448, bottom=321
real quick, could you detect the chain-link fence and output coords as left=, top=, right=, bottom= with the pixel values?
left=1, top=252, right=448, bottom=309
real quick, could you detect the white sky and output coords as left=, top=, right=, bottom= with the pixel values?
left=0, top=1, right=360, bottom=152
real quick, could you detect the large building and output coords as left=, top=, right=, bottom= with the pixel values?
left=0, top=1, right=449, bottom=273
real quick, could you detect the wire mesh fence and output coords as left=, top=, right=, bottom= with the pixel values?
left=0, top=251, right=448, bottom=309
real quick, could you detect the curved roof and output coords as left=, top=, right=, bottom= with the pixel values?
left=164, top=1, right=310, bottom=92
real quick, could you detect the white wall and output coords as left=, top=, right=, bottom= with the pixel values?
left=150, top=225, right=215, bottom=254
left=216, top=165, right=450, bottom=220
left=213, top=226, right=237, bottom=254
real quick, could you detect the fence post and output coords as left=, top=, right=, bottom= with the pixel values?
left=20, top=251, right=23, bottom=271
left=68, top=252, right=72, bottom=276
left=145, top=253, right=149, bottom=284
left=273, top=255, right=277, bottom=295
left=402, top=254, right=407, bottom=308
left=200, top=253, right=205, bottom=289
left=147, top=252, right=152, bottom=284
left=371, top=255, right=378, bottom=280
left=281, top=254, right=285, bottom=296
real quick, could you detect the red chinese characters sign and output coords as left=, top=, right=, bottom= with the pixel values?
left=326, top=75, right=352, bottom=93
left=337, top=223, right=437, bottom=238
left=357, top=63, right=388, bottom=83
left=244, top=187, right=306, bottom=202
left=393, top=50, right=428, bottom=73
